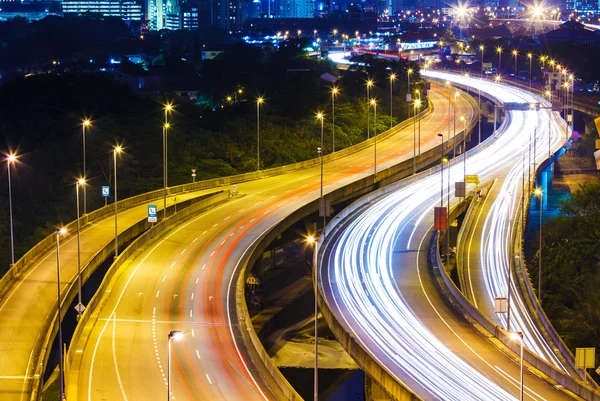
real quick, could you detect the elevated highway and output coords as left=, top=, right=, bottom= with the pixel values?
left=317, top=72, right=592, bottom=400
left=66, top=86, right=475, bottom=400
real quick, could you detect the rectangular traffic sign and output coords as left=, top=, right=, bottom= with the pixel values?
left=465, top=175, right=480, bottom=185
left=148, top=205, right=158, bottom=223
left=101, top=186, right=110, bottom=197
left=434, top=207, right=447, bottom=230
left=576, top=348, right=596, bottom=369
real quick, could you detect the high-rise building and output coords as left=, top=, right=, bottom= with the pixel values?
left=212, top=0, right=242, bottom=31
left=63, top=0, right=144, bottom=20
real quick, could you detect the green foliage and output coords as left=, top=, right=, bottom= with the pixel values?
left=531, top=180, right=600, bottom=365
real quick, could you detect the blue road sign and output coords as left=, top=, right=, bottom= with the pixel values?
left=148, top=205, right=158, bottom=223
left=101, top=186, right=110, bottom=197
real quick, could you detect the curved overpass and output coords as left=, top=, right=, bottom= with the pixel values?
left=65, top=86, right=474, bottom=400
left=318, top=73, right=581, bottom=400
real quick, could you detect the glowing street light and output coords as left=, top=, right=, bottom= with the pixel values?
left=389, top=73, right=396, bottom=129
left=512, top=50, right=518, bottom=82
left=82, top=119, right=91, bottom=214
left=370, top=98, right=378, bottom=174
left=113, top=146, right=122, bottom=258
left=256, top=97, right=264, bottom=171
left=55, top=226, right=68, bottom=401
left=527, top=53, right=533, bottom=88
left=509, top=331, right=525, bottom=401
left=5, top=153, right=16, bottom=266
left=366, top=79, right=374, bottom=139
left=496, top=46, right=503, bottom=75
left=331, top=87, right=339, bottom=152
left=163, top=103, right=173, bottom=219
left=413, top=99, right=422, bottom=174
left=316, top=112, right=325, bottom=197
left=534, top=188, right=543, bottom=302
left=75, top=178, right=87, bottom=318
left=167, top=330, right=184, bottom=401
left=407, top=68, right=413, bottom=119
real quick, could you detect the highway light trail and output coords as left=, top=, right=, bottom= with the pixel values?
left=319, top=71, right=569, bottom=400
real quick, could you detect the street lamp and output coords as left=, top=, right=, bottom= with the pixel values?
left=509, top=331, right=525, bottom=401
left=496, top=46, right=503, bottom=75
left=55, top=226, right=67, bottom=401
left=163, top=104, right=172, bottom=219
left=438, top=134, right=444, bottom=208
left=414, top=99, right=422, bottom=166
left=512, top=50, right=518, bottom=83
left=535, top=188, right=543, bottom=302
left=459, top=115, right=467, bottom=183
left=366, top=80, right=373, bottom=139
left=407, top=69, right=413, bottom=119
left=389, top=73, right=396, bottom=129
left=75, top=178, right=86, bottom=318
left=306, top=236, right=319, bottom=401
left=316, top=112, right=325, bottom=197
left=478, top=45, right=484, bottom=144
left=162, top=122, right=170, bottom=218
left=167, top=330, right=183, bottom=401
left=5, top=153, right=16, bottom=266
left=113, top=146, right=122, bottom=259
left=331, top=87, right=338, bottom=152
left=453, top=91, right=461, bottom=158
left=527, top=53, right=533, bottom=88
left=82, top=119, right=91, bottom=214
left=256, top=97, right=264, bottom=171
left=370, top=99, right=377, bottom=175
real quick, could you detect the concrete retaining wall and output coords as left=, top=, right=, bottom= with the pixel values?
left=52, top=191, right=230, bottom=401
left=429, top=229, right=600, bottom=401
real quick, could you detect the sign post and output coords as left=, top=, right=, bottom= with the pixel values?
left=191, top=169, right=197, bottom=183
left=101, top=185, right=110, bottom=207
left=575, top=347, right=596, bottom=383
left=148, top=205, right=157, bottom=223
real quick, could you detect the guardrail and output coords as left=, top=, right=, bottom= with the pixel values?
left=430, top=229, right=600, bottom=400
left=64, top=191, right=230, bottom=401
left=0, top=99, right=433, bottom=305
left=13, top=88, right=440, bottom=401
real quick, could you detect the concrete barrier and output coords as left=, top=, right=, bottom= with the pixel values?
left=0, top=102, right=434, bottom=308
left=429, top=229, right=600, bottom=401
left=44, top=191, right=229, bottom=401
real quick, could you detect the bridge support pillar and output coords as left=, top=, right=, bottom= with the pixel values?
left=364, top=375, right=393, bottom=401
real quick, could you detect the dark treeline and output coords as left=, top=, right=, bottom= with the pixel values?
left=0, top=39, right=421, bottom=275
left=528, top=175, right=600, bottom=378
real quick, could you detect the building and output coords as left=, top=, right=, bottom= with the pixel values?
left=539, top=20, right=600, bottom=46
left=212, top=0, right=242, bottom=31
left=63, top=0, right=144, bottom=20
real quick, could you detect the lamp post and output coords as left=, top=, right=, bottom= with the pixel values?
left=479, top=45, right=484, bottom=144
left=407, top=69, right=413, bottom=119
left=167, top=330, right=183, bottom=401
left=82, top=119, right=91, bottom=214
left=512, top=50, right=518, bottom=83
left=389, top=73, right=396, bottom=129
left=496, top=46, right=503, bottom=75
left=306, top=235, right=319, bottom=401
left=113, top=146, right=121, bottom=259
left=509, top=331, right=525, bottom=401
left=413, top=99, right=422, bottom=174
left=438, top=134, right=444, bottom=208
left=453, top=91, right=460, bottom=158
left=316, top=112, right=324, bottom=197
left=331, top=87, right=338, bottom=152
left=55, top=226, right=67, bottom=401
left=163, top=104, right=172, bottom=219
left=527, top=53, right=533, bottom=89
left=6, top=153, right=16, bottom=267
left=460, top=115, right=467, bottom=183
left=366, top=80, right=373, bottom=139
left=370, top=99, right=377, bottom=175
left=535, top=188, right=543, bottom=302
left=75, top=178, right=86, bottom=318
left=256, top=97, right=265, bottom=170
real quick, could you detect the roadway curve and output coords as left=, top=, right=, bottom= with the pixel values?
left=69, top=85, right=473, bottom=400
left=318, top=72, right=576, bottom=400
left=0, top=191, right=208, bottom=401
